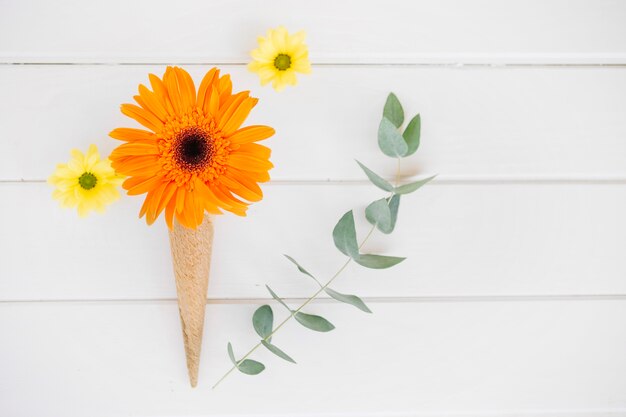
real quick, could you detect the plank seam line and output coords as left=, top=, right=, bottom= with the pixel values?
left=244, top=409, right=626, bottom=417
left=2, top=178, right=626, bottom=185
left=2, top=294, right=626, bottom=305
left=2, top=62, right=626, bottom=68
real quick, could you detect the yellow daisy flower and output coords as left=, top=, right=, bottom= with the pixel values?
left=48, top=144, right=124, bottom=217
left=249, top=26, right=312, bottom=92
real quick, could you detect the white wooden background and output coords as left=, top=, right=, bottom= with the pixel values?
left=1, top=0, right=625, bottom=415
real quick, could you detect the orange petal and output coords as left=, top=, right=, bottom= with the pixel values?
left=230, top=187, right=262, bottom=203
left=227, top=125, right=275, bottom=144
left=224, top=177, right=263, bottom=202
left=226, top=168, right=264, bottom=201
left=228, top=154, right=274, bottom=172
left=164, top=67, right=183, bottom=115
left=193, top=187, right=207, bottom=224
left=137, top=84, right=169, bottom=121
left=110, top=142, right=159, bottom=160
left=139, top=191, right=154, bottom=219
left=125, top=175, right=163, bottom=195
left=195, top=179, right=223, bottom=215
left=218, top=174, right=241, bottom=191
left=175, top=209, right=191, bottom=229
left=122, top=175, right=151, bottom=190
left=218, top=74, right=232, bottom=106
left=121, top=104, right=163, bottom=132
left=207, top=183, right=234, bottom=210
left=113, top=155, right=160, bottom=176
left=208, top=85, right=220, bottom=117
left=184, top=189, right=200, bottom=229
left=231, top=168, right=270, bottom=183
left=234, top=143, right=271, bottom=159
left=217, top=91, right=248, bottom=124
left=212, top=184, right=249, bottom=215
left=174, top=188, right=192, bottom=229
left=157, top=182, right=178, bottom=220
left=174, top=67, right=196, bottom=112
left=197, top=68, right=219, bottom=112
left=147, top=181, right=169, bottom=224
left=164, top=194, right=177, bottom=229
left=175, top=186, right=186, bottom=214
left=109, top=127, right=157, bottom=142
left=221, top=97, right=258, bottom=135
left=149, top=73, right=175, bottom=115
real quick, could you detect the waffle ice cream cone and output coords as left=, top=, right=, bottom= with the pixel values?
left=168, top=216, right=214, bottom=387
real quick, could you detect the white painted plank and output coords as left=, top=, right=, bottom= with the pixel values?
left=1, top=65, right=626, bottom=181
left=0, top=300, right=624, bottom=416
left=1, top=182, right=624, bottom=300
left=1, top=0, right=625, bottom=64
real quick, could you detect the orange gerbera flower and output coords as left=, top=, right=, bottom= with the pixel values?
left=110, top=66, right=275, bottom=229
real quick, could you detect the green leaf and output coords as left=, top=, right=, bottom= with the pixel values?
left=387, top=194, right=401, bottom=233
left=261, top=340, right=296, bottom=364
left=253, top=305, right=273, bottom=341
left=333, top=210, right=359, bottom=259
left=228, top=343, right=266, bottom=375
left=394, top=175, right=436, bottom=195
left=325, top=287, right=372, bottom=313
left=402, top=114, right=421, bottom=156
left=284, top=254, right=318, bottom=284
left=237, top=359, right=266, bottom=375
left=378, top=117, right=408, bottom=157
left=383, top=93, right=404, bottom=128
left=355, top=160, right=393, bottom=192
left=266, top=285, right=291, bottom=312
left=365, top=198, right=392, bottom=234
left=227, top=342, right=237, bottom=365
left=295, top=311, right=335, bottom=332
left=355, top=254, right=406, bottom=269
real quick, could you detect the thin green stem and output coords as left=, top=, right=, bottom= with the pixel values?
left=395, top=157, right=401, bottom=185
left=212, top=159, right=402, bottom=389
left=211, top=244, right=362, bottom=389
left=211, top=362, right=238, bottom=389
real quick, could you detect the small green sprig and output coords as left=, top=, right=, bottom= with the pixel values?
left=212, top=92, right=435, bottom=389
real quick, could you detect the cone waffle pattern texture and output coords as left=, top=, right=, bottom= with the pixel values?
left=168, top=217, right=214, bottom=387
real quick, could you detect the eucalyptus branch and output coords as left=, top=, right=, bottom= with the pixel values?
left=213, top=92, right=435, bottom=388
left=212, top=223, right=377, bottom=389
left=213, top=176, right=393, bottom=389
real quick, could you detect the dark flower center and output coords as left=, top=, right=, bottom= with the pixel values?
left=78, top=172, right=97, bottom=190
left=174, top=127, right=213, bottom=171
left=274, top=54, right=291, bottom=71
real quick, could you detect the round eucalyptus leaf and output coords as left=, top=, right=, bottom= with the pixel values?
left=394, top=175, right=436, bottom=195
left=356, top=160, right=394, bottom=192
left=227, top=342, right=237, bottom=365
left=332, top=210, right=359, bottom=259
left=365, top=198, right=393, bottom=234
left=383, top=92, right=404, bottom=128
left=355, top=254, right=406, bottom=269
left=378, top=117, right=408, bottom=157
left=262, top=341, right=296, bottom=364
left=325, top=287, right=372, bottom=313
left=387, top=194, right=401, bottom=233
left=402, top=114, right=421, bottom=156
left=266, top=285, right=291, bottom=312
left=253, top=305, right=274, bottom=341
left=295, top=312, right=335, bottom=332
left=237, top=359, right=265, bottom=375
